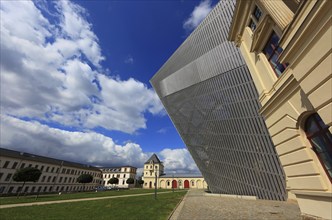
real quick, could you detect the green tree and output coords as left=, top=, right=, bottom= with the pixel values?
left=13, top=167, right=42, bottom=198
left=137, top=179, right=144, bottom=187
left=108, top=177, right=119, bottom=187
left=126, top=177, right=135, bottom=185
left=77, top=174, right=93, bottom=191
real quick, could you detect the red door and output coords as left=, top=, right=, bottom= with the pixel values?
left=172, top=180, right=177, bottom=189
left=184, top=180, right=189, bottom=188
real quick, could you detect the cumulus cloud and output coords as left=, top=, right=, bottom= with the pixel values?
left=160, top=148, right=200, bottom=174
left=183, top=0, right=213, bottom=32
left=1, top=115, right=199, bottom=173
left=0, top=0, right=163, bottom=134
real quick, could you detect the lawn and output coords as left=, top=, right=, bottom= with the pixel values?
left=0, top=189, right=175, bottom=205
left=0, top=191, right=187, bottom=220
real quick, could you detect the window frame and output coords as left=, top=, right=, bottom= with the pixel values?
left=304, top=113, right=332, bottom=183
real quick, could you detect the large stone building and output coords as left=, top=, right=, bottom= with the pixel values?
left=100, top=166, right=137, bottom=188
left=151, top=0, right=331, bottom=219
left=0, top=148, right=102, bottom=195
left=142, top=154, right=207, bottom=189
left=228, top=0, right=331, bottom=219
left=150, top=0, right=286, bottom=201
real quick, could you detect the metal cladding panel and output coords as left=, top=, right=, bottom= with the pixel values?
left=150, top=0, right=287, bottom=201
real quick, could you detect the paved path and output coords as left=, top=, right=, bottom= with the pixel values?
left=169, top=190, right=301, bottom=220
left=0, top=191, right=176, bottom=209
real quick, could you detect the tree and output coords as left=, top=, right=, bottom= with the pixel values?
left=77, top=174, right=93, bottom=191
left=137, top=179, right=144, bottom=187
left=126, top=177, right=135, bottom=185
left=108, top=177, right=119, bottom=187
left=13, top=167, right=42, bottom=198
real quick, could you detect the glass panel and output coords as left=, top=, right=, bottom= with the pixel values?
left=249, top=20, right=256, bottom=31
left=270, top=54, right=278, bottom=67
left=270, top=33, right=279, bottom=47
left=276, top=63, right=286, bottom=75
left=254, top=6, right=262, bottom=21
left=263, top=45, right=273, bottom=58
left=311, top=136, right=327, bottom=152
left=319, top=153, right=332, bottom=170
left=305, top=117, right=320, bottom=134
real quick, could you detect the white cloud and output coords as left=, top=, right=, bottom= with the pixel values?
left=0, top=115, right=199, bottom=174
left=0, top=0, right=163, bottom=134
left=124, top=55, right=134, bottom=64
left=160, top=148, right=200, bottom=174
left=183, top=0, right=213, bottom=32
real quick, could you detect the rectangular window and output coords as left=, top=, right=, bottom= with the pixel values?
left=20, top=163, right=25, bottom=169
left=59, top=177, right=63, bottom=183
left=0, top=186, right=5, bottom=193
left=248, top=5, right=263, bottom=32
left=0, top=173, right=3, bottom=181
left=12, top=162, right=18, bottom=169
left=46, top=167, right=49, bottom=172
left=47, top=176, right=51, bottom=182
left=41, top=176, right=46, bottom=182
left=35, top=165, right=39, bottom=169
left=24, top=186, right=29, bottom=192
left=51, top=167, right=55, bottom=173
left=40, top=166, right=44, bottom=171
left=263, top=31, right=288, bottom=76
left=53, top=176, right=56, bottom=182
left=31, top=186, right=35, bottom=192
left=62, top=168, right=66, bottom=174
left=253, top=6, right=262, bottom=21
left=8, top=187, right=14, bottom=193
left=3, top=161, right=10, bottom=168
left=5, top=173, right=12, bottom=181
left=28, top=164, right=32, bottom=167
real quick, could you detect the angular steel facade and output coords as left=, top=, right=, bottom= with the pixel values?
left=150, top=0, right=287, bottom=201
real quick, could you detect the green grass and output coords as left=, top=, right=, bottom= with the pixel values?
left=0, top=191, right=187, bottom=220
left=0, top=189, right=176, bottom=205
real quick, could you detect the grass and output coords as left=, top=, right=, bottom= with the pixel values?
left=0, top=189, right=176, bottom=205
left=0, top=191, right=187, bottom=220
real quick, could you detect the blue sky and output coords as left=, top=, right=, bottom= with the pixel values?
left=0, top=0, right=217, bottom=174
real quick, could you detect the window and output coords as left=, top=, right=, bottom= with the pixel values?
left=167, top=181, right=170, bottom=186
left=248, top=5, right=263, bottom=31
left=123, top=174, right=126, bottom=178
left=62, top=168, right=66, bottom=174
left=59, top=177, right=63, bottom=183
left=47, top=176, right=51, bottom=182
left=304, top=113, right=332, bottom=181
left=28, top=164, right=32, bottom=167
left=12, top=162, right=18, bottom=169
left=191, top=181, right=195, bottom=186
left=5, top=173, right=12, bottom=181
left=24, top=186, right=29, bottom=192
left=52, top=176, right=56, bottom=182
left=3, top=161, right=10, bottom=168
left=40, top=166, right=44, bottom=171
left=263, top=31, right=288, bottom=76
left=35, top=165, right=39, bottom=169
left=0, top=173, right=3, bottom=181
left=46, top=167, right=49, bottom=172
left=0, top=186, right=5, bottom=193
left=31, top=187, right=35, bottom=192
left=20, top=163, right=25, bottom=169
left=51, top=167, right=55, bottom=173
left=41, top=176, right=46, bottom=182
left=8, top=187, right=14, bottom=193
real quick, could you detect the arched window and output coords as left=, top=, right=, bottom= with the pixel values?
left=304, top=113, right=332, bottom=181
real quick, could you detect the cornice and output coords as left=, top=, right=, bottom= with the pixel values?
left=259, top=70, right=300, bottom=118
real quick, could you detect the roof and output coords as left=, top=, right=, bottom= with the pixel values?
left=144, top=153, right=162, bottom=164
left=160, top=173, right=203, bottom=178
left=0, top=147, right=101, bottom=172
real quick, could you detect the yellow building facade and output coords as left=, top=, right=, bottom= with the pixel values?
left=228, top=0, right=331, bottom=219
left=142, top=154, right=207, bottom=190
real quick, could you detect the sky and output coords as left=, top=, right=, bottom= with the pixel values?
left=0, top=0, right=217, bottom=175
